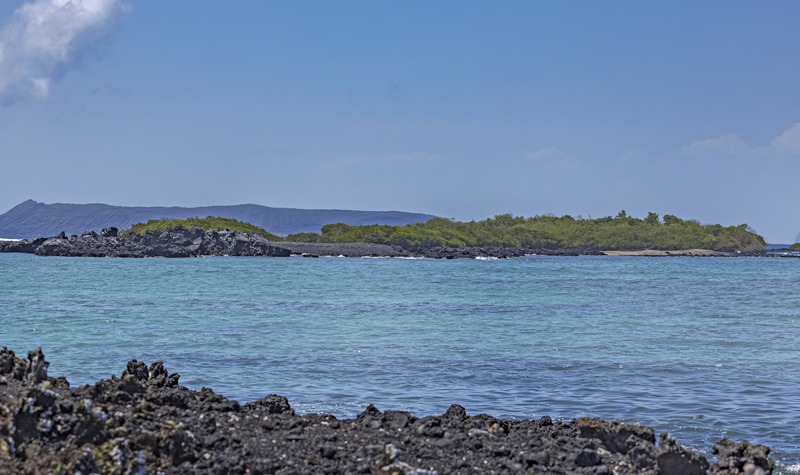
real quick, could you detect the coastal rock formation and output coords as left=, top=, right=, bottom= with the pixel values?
left=0, top=347, right=775, bottom=475
left=275, top=244, right=606, bottom=259
left=0, top=231, right=772, bottom=259
left=0, top=227, right=290, bottom=258
left=0, top=237, right=48, bottom=254
left=405, top=246, right=606, bottom=259
left=268, top=242, right=403, bottom=258
left=0, top=231, right=607, bottom=259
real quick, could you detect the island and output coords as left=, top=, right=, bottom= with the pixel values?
left=284, top=211, right=766, bottom=253
left=0, top=213, right=772, bottom=259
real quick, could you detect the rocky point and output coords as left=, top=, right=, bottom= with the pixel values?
left=0, top=347, right=775, bottom=475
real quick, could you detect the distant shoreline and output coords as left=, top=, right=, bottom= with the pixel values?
left=602, top=249, right=731, bottom=256
left=2, top=228, right=795, bottom=259
left=1, top=231, right=791, bottom=258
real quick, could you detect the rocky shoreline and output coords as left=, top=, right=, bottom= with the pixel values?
left=0, top=229, right=605, bottom=259
left=0, top=227, right=771, bottom=259
left=0, top=227, right=290, bottom=258
left=0, top=347, right=775, bottom=475
left=274, top=243, right=607, bottom=259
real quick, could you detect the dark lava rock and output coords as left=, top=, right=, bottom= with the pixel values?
left=0, top=347, right=775, bottom=475
left=1, top=233, right=608, bottom=260
left=657, top=432, right=710, bottom=475
left=711, top=437, right=775, bottom=474
left=403, top=245, right=605, bottom=259
left=262, top=243, right=606, bottom=260
left=271, top=242, right=403, bottom=258
left=0, top=227, right=291, bottom=258
left=0, top=237, right=47, bottom=254
left=100, top=227, right=118, bottom=238
left=577, top=417, right=655, bottom=453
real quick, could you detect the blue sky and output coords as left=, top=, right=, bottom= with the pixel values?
left=1, top=1, right=799, bottom=242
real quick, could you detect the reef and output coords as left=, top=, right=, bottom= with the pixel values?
left=0, top=347, right=775, bottom=474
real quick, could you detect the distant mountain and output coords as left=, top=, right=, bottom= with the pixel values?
left=0, top=200, right=438, bottom=239
left=796, top=231, right=800, bottom=243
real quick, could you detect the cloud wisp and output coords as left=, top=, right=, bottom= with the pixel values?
left=678, top=133, right=747, bottom=156
left=0, top=0, right=127, bottom=105
left=769, top=123, right=800, bottom=154
left=525, top=147, right=564, bottom=160
left=679, top=123, right=800, bottom=157
left=524, top=147, right=578, bottom=168
left=319, top=151, right=442, bottom=170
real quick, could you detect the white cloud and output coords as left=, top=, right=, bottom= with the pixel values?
left=318, top=151, right=441, bottom=170
left=382, top=151, right=441, bottom=162
left=0, top=0, right=127, bottom=105
left=525, top=147, right=564, bottom=160
left=769, top=122, right=800, bottom=154
left=524, top=147, right=578, bottom=168
left=678, top=133, right=747, bottom=155
left=678, top=123, right=800, bottom=157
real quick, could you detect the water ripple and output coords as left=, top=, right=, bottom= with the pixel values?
left=2, top=253, right=799, bottom=470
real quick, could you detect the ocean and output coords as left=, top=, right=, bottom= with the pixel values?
left=1, top=253, right=798, bottom=472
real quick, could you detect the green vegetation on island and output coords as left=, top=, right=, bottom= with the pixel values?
left=790, top=243, right=800, bottom=249
left=120, top=216, right=283, bottom=241
left=285, top=211, right=766, bottom=252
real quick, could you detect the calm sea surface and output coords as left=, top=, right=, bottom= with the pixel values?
left=1, top=253, right=799, bottom=472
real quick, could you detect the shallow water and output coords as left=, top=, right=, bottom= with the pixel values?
left=1, top=253, right=799, bottom=472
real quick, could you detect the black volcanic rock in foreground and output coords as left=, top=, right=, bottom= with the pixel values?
left=0, top=348, right=775, bottom=475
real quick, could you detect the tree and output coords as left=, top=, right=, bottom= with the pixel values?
left=645, top=212, right=660, bottom=226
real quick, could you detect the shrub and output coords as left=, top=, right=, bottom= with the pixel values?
left=310, top=213, right=766, bottom=251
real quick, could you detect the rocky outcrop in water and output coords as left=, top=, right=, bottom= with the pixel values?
left=0, top=237, right=48, bottom=254
left=0, top=227, right=290, bottom=258
left=266, top=242, right=404, bottom=258
left=274, top=244, right=606, bottom=259
left=0, top=231, right=606, bottom=259
left=0, top=347, right=775, bottom=475
left=0, top=230, right=773, bottom=260
left=404, top=246, right=606, bottom=259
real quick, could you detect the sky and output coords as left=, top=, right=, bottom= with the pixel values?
left=0, top=1, right=799, bottom=242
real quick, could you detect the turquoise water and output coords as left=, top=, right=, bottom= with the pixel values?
left=2, top=253, right=799, bottom=471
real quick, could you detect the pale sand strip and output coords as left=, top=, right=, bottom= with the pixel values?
left=602, top=249, right=731, bottom=256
